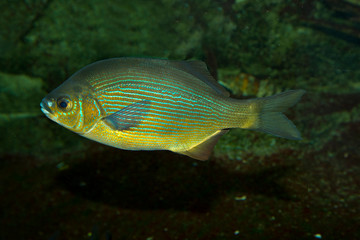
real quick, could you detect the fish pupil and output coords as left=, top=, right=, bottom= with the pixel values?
left=59, top=101, right=67, bottom=108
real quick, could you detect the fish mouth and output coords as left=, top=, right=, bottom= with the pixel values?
left=40, top=99, right=54, bottom=115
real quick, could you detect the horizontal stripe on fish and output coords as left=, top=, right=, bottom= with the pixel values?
left=100, top=83, right=235, bottom=113
left=104, top=84, right=226, bottom=110
left=99, top=128, right=204, bottom=142
left=101, top=96, right=220, bottom=119
left=91, top=76, right=201, bottom=97
left=99, top=85, right=230, bottom=112
left=98, top=83, right=253, bottom=130
left=101, top=103, right=221, bottom=127
left=116, top=119, right=216, bottom=137
left=93, top=79, right=233, bottom=115
left=101, top=97, right=216, bottom=115
left=89, top=68, right=203, bottom=93
left=98, top=108, right=215, bottom=129
left=90, top=73, right=218, bottom=100
left=105, top=86, right=200, bottom=104
left=128, top=116, right=211, bottom=129
left=118, top=130, right=207, bottom=145
left=100, top=88, right=222, bottom=113
left=100, top=104, right=220, bottom=129
left=102, top=89, right=197, bottom=108
left=121, top=128, right=217, bottom=142
left=103, top=109, right=219, bottom=127
left=121, top=126, right=197, bottom=134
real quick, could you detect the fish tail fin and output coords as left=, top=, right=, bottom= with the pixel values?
left=233, top=90, right=305, bottom=140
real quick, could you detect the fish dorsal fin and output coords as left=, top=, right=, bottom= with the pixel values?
left=125, top=58, right=229, bottom=97
left=178, top=129, right=229, bottom=161
left=172, top=60, right=230, bottom=97
left=102, top=100, right=151, bottom=131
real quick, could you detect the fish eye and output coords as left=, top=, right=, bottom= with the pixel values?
left=57, top=97, right=72, bottom=111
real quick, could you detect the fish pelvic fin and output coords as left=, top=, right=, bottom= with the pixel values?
left=177, top=129, right=229, bottom=160
left=233, top=90, right=305, bottom=140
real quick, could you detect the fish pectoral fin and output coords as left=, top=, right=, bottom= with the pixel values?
left=102, top=100, right=151, bottom=131
left=178, top=129, right=229, bottom=161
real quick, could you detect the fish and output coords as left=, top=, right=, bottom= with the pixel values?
left=40, top=58, right=305, bottom=160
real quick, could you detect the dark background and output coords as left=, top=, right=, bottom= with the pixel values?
left=1, top=0, right=359, bottom=239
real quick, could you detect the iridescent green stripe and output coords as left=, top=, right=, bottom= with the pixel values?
left=90, top=67, right=200, bottom=94
left=103, top=107, right=216, bottom=127
left=89, top=69, right=238, bottom=116
left=120, top=132, right=197, bottom=144
left=95, top=76, right=213, bottom=102
left=101, top=83, right=229, bottom=113
left=89, top=70, right=218, bottom=102
left=120, top=129, right=208, bottom=143
left=99, top=78, right=235, bottom=112
left=101, top=95, right=221, bottom=123
left=102, top=93, right=216, bottom=117
left=104, top=104, right=218, bottom=121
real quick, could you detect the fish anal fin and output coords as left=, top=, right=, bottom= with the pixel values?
left=178, top=130, right=229, bottom=161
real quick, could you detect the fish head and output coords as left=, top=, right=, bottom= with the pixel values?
left=41, top=78, right=103, bottom=135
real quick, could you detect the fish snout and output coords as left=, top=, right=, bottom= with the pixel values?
left=40, top=97, right=55, bottom=115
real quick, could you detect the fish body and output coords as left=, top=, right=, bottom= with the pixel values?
left=41, top=58, right=305, bottom=160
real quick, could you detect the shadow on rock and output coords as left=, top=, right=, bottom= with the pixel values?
left=54, top=149, right=297, bottom=212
